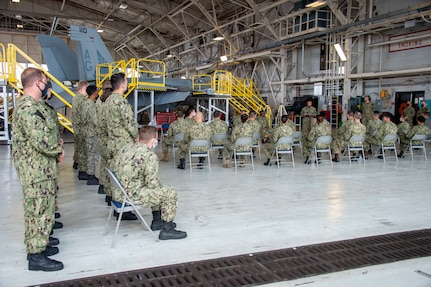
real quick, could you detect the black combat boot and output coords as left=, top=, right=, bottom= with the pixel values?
left=87, top=175, right=99, bottom=185
left=73, top=162, right=78, bottom=170
left=52, top=221, right=63, bottom=229
left=27, top=246, right=59, bottom=260
left=98, top=185, right=105, bottom=194
left=177, top=158, right=185, bottom=170
left=105, top=195, right=112, bottom=206
left=198, top=157, right=205, bottom=168
left=116, top=211, right=138, bottom=221
left=28, top=253, right=63, bottom=271
left=55, top=212, right=61, bottom=219
left=48, top=237, right=60, bottom=247
left=151, top=210, right=163, bottom=231
left=304, top=156, right=310, bottom=164
left=78, top=171, right=88, bottom=180
left=263, top=158, right=271, bottom=166
left=159, top=221, right=187, bottom=240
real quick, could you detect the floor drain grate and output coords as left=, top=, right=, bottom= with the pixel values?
left=31, top=229, right=431, bottom=287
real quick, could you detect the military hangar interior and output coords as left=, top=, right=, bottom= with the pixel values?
left=1, top=0, right=431, bottom=286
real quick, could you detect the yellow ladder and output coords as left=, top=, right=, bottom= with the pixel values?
left=5, top=43, right=75, bottom=133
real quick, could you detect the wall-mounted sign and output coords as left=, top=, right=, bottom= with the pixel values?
left=389, top=29, right=431, bottom=52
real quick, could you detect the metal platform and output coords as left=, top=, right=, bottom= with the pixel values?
left=30, top=228, right=431, bottom=287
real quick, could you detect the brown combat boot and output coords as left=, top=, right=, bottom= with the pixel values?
left=160, top=153, right=169, bottom=162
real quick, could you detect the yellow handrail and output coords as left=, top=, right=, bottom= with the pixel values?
left=0, top=43, right=6, bottom=81
left=57, top=113, right=74, bottom=133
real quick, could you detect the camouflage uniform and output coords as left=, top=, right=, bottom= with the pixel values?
left=402, top=124, right=430, bottom=151
left=233, top=114, right=243, bottom=127
left=223, top=122, right=253, bottom=159
left=303, top=120, right=331, bottom=157
left=161, top=118, right=187, bottom=154
left=82, top=98, right=100, bottom=177
left=247, top=119, right=262, bottom=144
left=12, top=95, right=63, bottom=254
left=402, top=106, right=415, bottom=126
left=365, top=118, right=382, bottom=146
left=105, top=92, right=138, bottom=162
left=300, top=106, right=317, bottom=138
left=361, top=101, right=375, bottom=127
left=397, top=121, right=410, bottom=152
left=264, top=123, right=294, bottom=158
left=332, top=121, right=366, bottom=155
left=178, top=121, right=212, bottom=158
left=364, top=121, right=398, bottom=151
left=71, top=93, right=87, bottom=172
left=96, top=98, right=111, bottom=195
left=417, top=106, right=430, bottom=120
left=113, top=143, right=177, bottom=221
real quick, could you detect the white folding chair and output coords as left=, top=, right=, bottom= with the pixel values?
left=405, top=134, right=427, bottom=161
left=188, top=139, right=211, bottom=173
left=210, top=133, right=227, bottom=159
left=104, top=168, right=158, bottom=248
left=269, top=136, right=295, bottom=168
left=252, top=131, right=261, bottom=160
left=346, top=134, right=365, bottom=164
left=313, top=135, right=333, bottom=166
left=380, top=134, right=398, bottom=162
left=292, top=131, right=303, bottom=156
left=233, top=137, right=254, bottom=171
left=172, top=133, right=184, bottom=167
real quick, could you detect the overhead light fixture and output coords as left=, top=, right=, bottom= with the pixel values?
left=15, top=14, right=22, bottom=19
left=12, top=0, right=20, bottom=3
left=16, top=24, right=23, bottom=28
left=306, top=1, right=326, bottom=8
left=97, top=29, right=104, bottom=33
left=107, top=18, right=114, bottom=22
left=213, top=36, right=224, bottom=41
left=119, top=3, right=128, bottom=9
left=166, top=50, right=174, bottom=58
left=333, top=43, right=347, bottom=62
left=220, top=55, right=228, bottom=62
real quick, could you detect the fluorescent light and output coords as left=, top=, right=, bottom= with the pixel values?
left=97, top=29, right=104, bottom=33
left=306, top=1, right=326, bottom=8
left=213, top=36, right=224, bottom=41
left=334, top=43, right=347, bottom=62
left=16, top=24, right=23, bottom=28
left=15, top=14, right=22, bottom=19
left=220, top=55, right=228, bottom=62
left=119, top=3, right=128, bottom=9
left=167, top=54, right=174, bottom=58
left=12, top=0, right=20, bottom=2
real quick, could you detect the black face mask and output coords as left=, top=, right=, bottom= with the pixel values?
left=40, top=80, right=52, bottom=99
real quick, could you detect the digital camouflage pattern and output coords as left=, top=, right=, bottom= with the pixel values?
left=223, top=121, right=253, bottom=159
left=365, top=121, right=398, bottom=151
left=332, top=121, right=366, bottom=155
left=113, top=143, right=177, bottom=221
left=304, top=119, right=331, bottom=157
left=161, top=118, right=187, bottom=153
left=105, top=92, right=138, bottom=161
left=12, top=95, right=62, bottom=254
left=402, top=105, right=415, bottom=126
left=178, top=121, right=212, bottom=158
left=246, top=119, right=262, bottom=144
left=96, top=98, right=111, bottom=194
left=361, top=101, right=375, bottom=127
left=300, top=106, right=317, bottom=137
left=366, top=118, right=382, bottom=138
left=208, top=119, right=228, bottom=146
left=397, top=121, right=411, bottom=151
left=71, top=93, right=87, bottom=171
left=82, top=99, right=100, bottom=176
left=406, top=124, right=430, bottom=149
left=416, top=106, right=430, bottom=120
left=264, top=123, right=294, bottom=158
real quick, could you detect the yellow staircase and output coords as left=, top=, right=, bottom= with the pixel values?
left=3, top=43, right=75, bottom=133
left=96, top=58, right=167, bottom=97
left=193, top=70, right=271, bottom=126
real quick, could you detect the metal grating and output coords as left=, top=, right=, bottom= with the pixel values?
left=30, top=229, right=431, bottom=287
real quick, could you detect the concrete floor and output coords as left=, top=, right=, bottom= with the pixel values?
left=1, top=139, right=431, bottom=287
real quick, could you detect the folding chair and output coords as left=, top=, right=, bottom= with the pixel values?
left=172, top=133, right=184, bottom=167
left=380, top=134, right=398, bottom=162
left=405, top=134, right=427, bottom=161
left=210, top=133, right=227, bottom=159
left=292, top=131, right=303, bottom=156
left=252, top=131, right=261, bottom=160
left=268, top=136, right=295, bottom=168
left=346, top=134, right=365, bottom=164
left=233, top=137, right=254, bottom=171
left=188, top=139, right=211, bottom=173
left=104, top=168, right=158, bottom=248
left=313, top=135, right=333, bottom=166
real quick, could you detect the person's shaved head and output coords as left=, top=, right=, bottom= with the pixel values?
left=195, top=111, right=204, bottom=122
